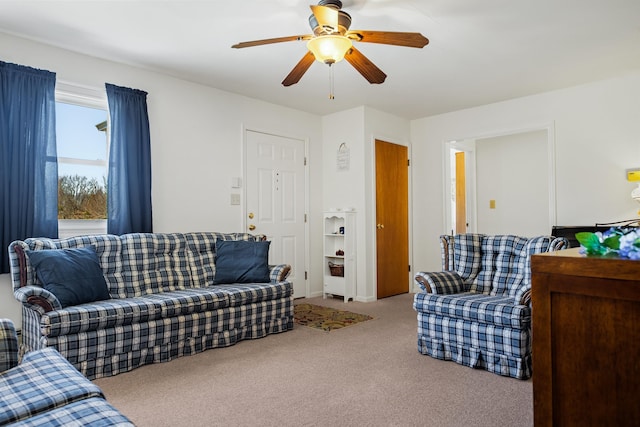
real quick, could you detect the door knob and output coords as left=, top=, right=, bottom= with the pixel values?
left=376, top=223, right=385, bottom=229
left=248, top=224, right=256, bottom=231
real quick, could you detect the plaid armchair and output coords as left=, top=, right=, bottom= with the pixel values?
left=413, top=234, right=568, bottom=379
left=0, top=318, right=133, bottom=425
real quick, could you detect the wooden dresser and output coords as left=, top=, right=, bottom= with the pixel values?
left=531, top=248, right=640, bottom=427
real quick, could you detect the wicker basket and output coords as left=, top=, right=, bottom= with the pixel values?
left=328, top=262, right=344, bottom=277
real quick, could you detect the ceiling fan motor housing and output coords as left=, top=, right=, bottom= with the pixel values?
left=309, top=0, right=352, bottom=36
left=319, top=0, right=342, bottom=7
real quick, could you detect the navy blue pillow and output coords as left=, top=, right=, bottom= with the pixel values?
left=213, top=240, right=271, bottom=284
left=28, top=247, right=110, bottom=308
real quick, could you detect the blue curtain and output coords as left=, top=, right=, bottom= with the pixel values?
left=0, top=61, right=58, bottom=273
left=105, top=83, right=152, bottom=235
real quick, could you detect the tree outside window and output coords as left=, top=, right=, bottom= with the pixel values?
left=55, top=98, right=108, bottom=236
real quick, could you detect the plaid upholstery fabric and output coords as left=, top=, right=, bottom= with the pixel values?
left=414, top=271, right=465, bottom=294
left=474, top=235, right=529, bottom=295
left=269, top=264, right=291, bottom=282
left=10, top=232, right=294, bottom=380
left=43, top=296, right=293, bottom=379
left=14, top=236, right=123, bottom=295
left=415, top=233, right=568, bottom=379
left=414, top=292, right=531, bottom=329
left=38, top=288, right=228, bottom=338
left=14, top=286, right=62, bottom=312
left=9, top=397, right=134, bottom=427
left=0, top=319, right=19, bottom=372
left=417, top=312, right=531, bottom=379
left=118, top=233, right=192, bottom=297
left=443, top=234, right=484, bottom=282
left=37, top=283, right=288, bottom=338
left=0, top=348, right=104, bottom=424
left=215, top=282, right=293, bottom=306
left=440, top=235, right=454, bottom=271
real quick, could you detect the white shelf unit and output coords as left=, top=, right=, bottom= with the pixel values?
left=323, top=211, right=356, bottom=302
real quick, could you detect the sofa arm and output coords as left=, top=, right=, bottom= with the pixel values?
left=515, top=289, right=532, bottom=307
left=0, top=319, right=19, bottom=373
left=549, top=236, right=569, bottom=251
left=415, top=271, right=465, bottom=294
left=14, top=286, right=62, bottom=313
left=269, top=264, right=292, bottom=282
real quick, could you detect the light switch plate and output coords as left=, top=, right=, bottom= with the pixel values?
left=230, top=193, right=241, bottom=205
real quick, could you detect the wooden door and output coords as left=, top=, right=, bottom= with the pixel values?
left=245, top=130, right=306, bottom=298
left=455, top=151, right=467, bottom=233
left=375, top=140, right=409, bottom=298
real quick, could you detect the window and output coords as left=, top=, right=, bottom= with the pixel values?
left=55, top=82, right=108, bottom=238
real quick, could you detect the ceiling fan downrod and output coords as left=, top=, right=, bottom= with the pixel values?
left=329, top=63, right=335, bottom=100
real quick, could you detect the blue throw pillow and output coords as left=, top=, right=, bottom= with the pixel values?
left=28, top=247, right=110, bottom=308
left=213, top=240, right=271, bottom=284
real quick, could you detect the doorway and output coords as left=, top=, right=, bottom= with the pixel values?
left=244, top=129, right=307, bottom=298
left=375, top=139, right=409, bottom=298
left=445, top=126, right=556, bottom=236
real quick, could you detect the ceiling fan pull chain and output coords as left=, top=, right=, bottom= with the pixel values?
left=329, top=63, right=335, bottom=100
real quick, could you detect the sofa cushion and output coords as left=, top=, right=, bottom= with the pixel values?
left=39, top=288, right=230, bottom=338
left=413, top=291, right=531, bottom=329
left=139, top=288, right=230, bottom=317
left=185, top=232, right=263, bottom=287
left=119, top=233, right=192, bottom=297
left=215, top=282, right=293, bottom=306
left=213, top=240, right=271, bottom=284
left=474, top=235, right=529, bottom=295
left=0, top=348, right=104, bottom=425
left=21, top=235, right=124, bottom=297
left=451, top=234, right=483, bottom=284
left=40, top=298, right=162, bottom=338
left=27, top=247, right=110, bottom=308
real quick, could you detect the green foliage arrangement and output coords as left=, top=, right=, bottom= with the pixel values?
left=576, top=227, right=640, bottom=260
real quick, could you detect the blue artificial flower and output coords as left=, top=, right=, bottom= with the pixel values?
left=576, top=226, right=640, bottom=259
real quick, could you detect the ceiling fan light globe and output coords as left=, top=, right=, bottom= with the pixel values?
left=307, top=35, right=353, bottom=64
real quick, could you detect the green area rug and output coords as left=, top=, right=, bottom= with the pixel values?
left=294, top=303, right=373, bottom=332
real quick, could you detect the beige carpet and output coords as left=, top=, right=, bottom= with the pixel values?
left=94, top=293, right=533, bottom=427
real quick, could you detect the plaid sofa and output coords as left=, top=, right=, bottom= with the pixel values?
left=413, top=234, right=568, bottom=379
left=9, top=232, right=294, bottom=380
left=0, top=318, right=133, bottom=426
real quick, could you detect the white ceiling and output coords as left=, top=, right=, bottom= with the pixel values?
left=1, top=0, right=639, bottom=119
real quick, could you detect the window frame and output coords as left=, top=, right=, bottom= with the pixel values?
left=55, top=81, right=109, bottom=238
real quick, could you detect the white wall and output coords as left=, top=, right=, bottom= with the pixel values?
left=323, top=106, right=410, bottom=301
left=0, top=33, right=325, bottom=326
left=411, top=71, right=640, bottom=273
left=476, top=129, right=549, bottom=235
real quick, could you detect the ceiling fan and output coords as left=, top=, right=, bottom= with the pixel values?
left=231, top=0, right=429, bottom=87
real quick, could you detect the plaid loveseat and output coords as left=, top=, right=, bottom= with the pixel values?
left=9, top=232, right=293, bottom=380
left=0, top=318, right=133, bottom=426
left=413, top=234, right=568, bottom=379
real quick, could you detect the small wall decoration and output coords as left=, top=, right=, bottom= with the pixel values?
left=337, top=142, right=350, bottom=171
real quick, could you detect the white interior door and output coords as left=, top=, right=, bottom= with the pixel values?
left=245, top=130, right=307, bottom=298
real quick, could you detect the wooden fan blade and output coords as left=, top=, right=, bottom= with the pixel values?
left=346, top=30, right=429, bottom=48
left=310, top=5, right=339, bottom=32
left=232, top=35, right=312, bottom=49
left=344, top=46, right=386, bottom=84
left=282, top=51, right=316, bottom=86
